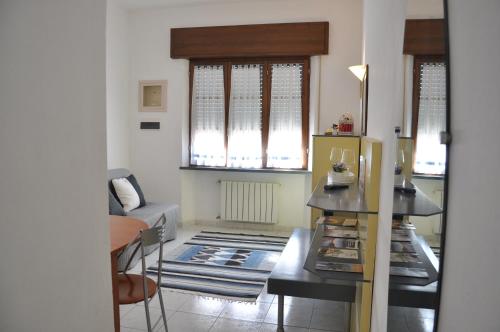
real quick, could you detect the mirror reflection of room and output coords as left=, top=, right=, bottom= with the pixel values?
left=388, top=0, right=447, bottom=331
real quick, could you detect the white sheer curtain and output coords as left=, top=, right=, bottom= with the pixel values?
left=190, top=65, right=226, bottom=166
left=414, top=62, right=447, bottom=174
left=267, top=63, right=303, bottom=168
left=227, top=64, right=263, bottom=168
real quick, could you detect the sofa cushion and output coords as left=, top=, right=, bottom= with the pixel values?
left=108, top=168, right=130, bottom=205
left=108, top=191, right=126, bottom=216
left=112, top=178, right=140, bottom=212
left=118, top=202, right=179, bottom=271
left=126, top=174, right=146, bottom=208
left=126, top=202, right=178, bottom=230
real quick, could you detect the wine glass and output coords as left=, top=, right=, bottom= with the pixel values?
left=394, top=149, right=405, bottom=175
left=330, top=147, right=342, bottom=167
left=341, top=149, right=355, bottom=173
left=394, top=148, right=406, bottom=186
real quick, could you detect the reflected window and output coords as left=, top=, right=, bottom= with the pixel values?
left=412, top=57, right=446, bottom=175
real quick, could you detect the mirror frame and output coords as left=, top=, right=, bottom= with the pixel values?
left=433, top=0, right=451, bottom=331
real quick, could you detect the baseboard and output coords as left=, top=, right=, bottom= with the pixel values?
left=183, top=219, right=297, bottom=233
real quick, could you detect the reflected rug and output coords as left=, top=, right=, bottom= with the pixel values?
left=147, top=231, right=288, bottom=301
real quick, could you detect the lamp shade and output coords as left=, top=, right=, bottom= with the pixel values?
left=349, top=65, right=367, bottom=81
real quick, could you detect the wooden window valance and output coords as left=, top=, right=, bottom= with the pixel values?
left=170, top=22, right=329, bottom=59
left=404, top=19, right=445, bottom=55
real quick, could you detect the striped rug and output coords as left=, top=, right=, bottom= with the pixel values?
left=147, top=231, right=288, bottom=301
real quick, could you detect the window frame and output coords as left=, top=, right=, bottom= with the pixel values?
left=411, top=55, right=446, bottom=175
left=188, top=57, right=310, bottom=170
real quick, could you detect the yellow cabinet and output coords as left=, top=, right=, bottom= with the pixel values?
left=308, top=136, right=382, bottom=332
left=311, top=135, right=361, bottom=227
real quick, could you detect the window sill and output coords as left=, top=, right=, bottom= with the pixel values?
left=412, top=173, right=445, bottom=180
left=180, top=166, right=311, bottom=175
left=312, top=134, right=361, bottom=138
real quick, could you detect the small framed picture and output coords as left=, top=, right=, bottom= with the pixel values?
left=139, top=80, right=167, bottom=112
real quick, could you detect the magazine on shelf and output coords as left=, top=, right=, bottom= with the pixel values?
left=392, top=229, right=410, bottom=235
left=342, top=218, right=358, bottom=227
left=315, top=261, right=363, bottom=273
left=401, top=224, right=416, bottom=230
left=391, top=241, right=416, bottom=253
left=320, top=237, right=359, bottom=249
left=319, top=216, right=358, bottom=227
left=318, top=247, right=359, bottom=260
left=391, top=233, right=412, bottom=242
left=390, top=252, right=421, bottom=263
left=392, top=220, right=416, bottom=230
left=318, top=216, right=343, bottom=226
left=324, top=228, right=359, bottom=239
left=390, top=266, right=429, bottom=278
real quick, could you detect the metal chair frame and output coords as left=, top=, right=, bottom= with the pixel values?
left=120, top=214, right=168, bottom=332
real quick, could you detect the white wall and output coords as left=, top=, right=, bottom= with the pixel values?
left=181, top=171, right=311, bottom=228
left=407, top=0, right=444, bottom=19
left=0, top=1, right=113, bottom=332
left=107, top=0, right=131, bottom=169
left=362, top=0, right=407, bottom=331
left=411, top=178, right=444, bottom=236
left=439, top=0, right=500, bottom=331
left=126, top=0, right=363, bottom=227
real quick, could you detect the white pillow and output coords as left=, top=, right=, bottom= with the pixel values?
left=111, top=178, right=140, bottom=212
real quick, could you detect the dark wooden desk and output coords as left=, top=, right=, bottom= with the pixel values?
left=267, top=228, right=357, bottom=332
left=110, top=216, right=148, bottom=332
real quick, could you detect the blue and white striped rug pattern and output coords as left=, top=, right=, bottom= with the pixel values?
left=147, top=231, right=288, bottom=301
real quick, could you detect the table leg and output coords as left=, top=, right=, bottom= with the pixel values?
left=277, top=295, right=284, bottom=332
left=344, top=302, right=351, bottom=332
left=111, top=252, right=120, bottom=332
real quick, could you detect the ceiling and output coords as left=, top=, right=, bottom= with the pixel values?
left=114, top=0, right=253, bottom=10
left=116, top=0, right=444, bottom=18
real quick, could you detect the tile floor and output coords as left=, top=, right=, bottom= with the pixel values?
left=121, top=224, right=435, bottom=332
left=387, top=306, right=435, bottom=332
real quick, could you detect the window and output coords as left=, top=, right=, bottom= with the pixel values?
left=412, top=56, right=446, bottom=175
left=227, top=64, right=263, bottom=168
left=189, top=58, right=309, bottom=169
left=190, top=64, right=226, bottom=166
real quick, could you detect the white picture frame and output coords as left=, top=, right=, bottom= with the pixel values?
left=139, top=80, right=167, bottom=112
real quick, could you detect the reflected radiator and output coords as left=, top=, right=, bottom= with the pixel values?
left=219, top=181, right=279, bottom=224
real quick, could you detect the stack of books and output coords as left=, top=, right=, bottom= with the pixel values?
left=390, top=252, right=421, bottom=263
left=390, top=266, right=428, bottom=278
left=389, top=220, right=428, bottom=278
left=315, top=217, right=363, bottom=273
left=392, top=219, right=416, bottom=230
left=391, top=241, right=416, bottom=253
left=391, top=229, right=412, bottom=242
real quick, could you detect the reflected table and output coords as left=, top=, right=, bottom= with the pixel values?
left=390, top=182, right=442, bottom=308
left=393, top=186, right=443, bottom=217
left=267, top=228, right=356, bottom=332
left=389, top=234, right=440, bottom=309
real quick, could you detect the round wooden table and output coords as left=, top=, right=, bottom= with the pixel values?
left=109, top=216, right=148, bottom=332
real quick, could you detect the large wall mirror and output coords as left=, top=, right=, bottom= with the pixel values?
left=387, top=1, right=449, bottom=331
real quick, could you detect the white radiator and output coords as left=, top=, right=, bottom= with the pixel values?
left=220, top=181, right=279, bottom=224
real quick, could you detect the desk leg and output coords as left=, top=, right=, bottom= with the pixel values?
left=277, top=295, right=284, bottom=332
left=344, top=302, right=351, bottom=332
left=111, top=252, right=120, bottom=332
